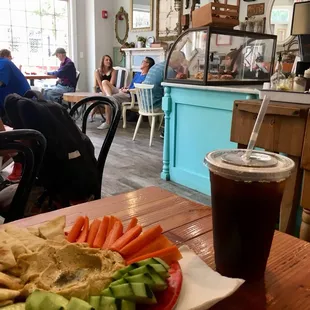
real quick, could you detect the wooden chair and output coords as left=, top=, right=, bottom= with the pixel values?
left=122, top=89, right=139, bottom=129
left=132, top=84, right=164, bottom=147
left=69, top=96, right=121, bottom=199
left=0, top=129, right=46, bottom=223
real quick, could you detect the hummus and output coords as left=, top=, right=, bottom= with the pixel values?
left=18, top=242, right=125, bottom=301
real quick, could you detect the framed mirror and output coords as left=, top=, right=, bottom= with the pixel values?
left=156, top=0, right=182, bottom=41
left=130, top=0, right=153, bottom=31
left=266, top=0, right=298, bottom=46
left=115, top=7, right=129, bottom=45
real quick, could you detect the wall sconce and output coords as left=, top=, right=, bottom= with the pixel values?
left=174, top=0, right=182, bottom=11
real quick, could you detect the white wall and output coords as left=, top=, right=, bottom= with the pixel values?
left=113, top=0, right=157, bottom=46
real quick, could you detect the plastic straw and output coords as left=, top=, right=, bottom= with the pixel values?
left=242, top=95, right=270, bottom=161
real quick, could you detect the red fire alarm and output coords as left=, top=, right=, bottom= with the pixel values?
left=102, top=10, right=108, bottom=19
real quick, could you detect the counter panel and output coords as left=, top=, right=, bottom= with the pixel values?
left=162, top=86, right=258, bottom=196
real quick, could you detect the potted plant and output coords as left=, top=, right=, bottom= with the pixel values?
left=136, top=36, right=146, bottom=48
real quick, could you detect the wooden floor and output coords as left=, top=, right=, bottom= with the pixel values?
left=86, top=116, right=211, bottom=206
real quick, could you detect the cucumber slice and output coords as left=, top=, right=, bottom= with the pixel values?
left=128, top=266, right=149, bottom=276
left=135, top=258, right=157, bottom=267
left=25, top=290, right=68, bottom=310
left=112, top=265, right=136, bottom=280
left=112, top=270, right=124, bottom=281
left=130, top=283, right=157, bottom=305
left=110, top=278, right=128, bottom=287
left=120, top=300, right=135, bottom=310
left=148, top=269, right=168, bottom=291
left=124, top=273, right=155, bottom=287
left=149, top=264, right=170, bottom=279
left=153, top=257, right=170, bottom=270
left=0, top=304, right=25, bottom=310
left=110, top=283, right=156, bottom=305
left=66, top=297, right=93, bottom=310
left=89, top=296, right=100, bottom=310
left=98, top=296, right=120, bottom=310
left=101, top=287, right=114, bottom=297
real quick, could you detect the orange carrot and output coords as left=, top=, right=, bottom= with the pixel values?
left=77, top=216, right=89, bottom=243
left=106, top=216, right=119, bottom=236
left=86, top=219, right=101, bottom=247
left=125, top=217, right=138, bottom=233
left=110, top=225, right=142, bottom=252
left=67, top=216, right=85, bottom=243
left=103, top=221, right=123, bottom=249
left=120, top=225, right=163, bottom=257
left=93, top=216, right=110, bottom=248
left=126, top=245, right=182, bottom=265
left=126, top=234, right=173, bottom=261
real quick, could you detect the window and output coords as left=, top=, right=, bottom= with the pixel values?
left=0, top=0, right=69, bottom=72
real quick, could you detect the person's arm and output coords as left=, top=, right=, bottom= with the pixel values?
left=94, top=69, right=104, bottom=92
left=110, top=69, right=117, bottom=86
left=49, top=62, right=73, bottom=78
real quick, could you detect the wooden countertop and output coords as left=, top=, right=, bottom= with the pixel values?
left=9, top=186, right=310, bottom=309
left=161, top=82, right=260, bottom=95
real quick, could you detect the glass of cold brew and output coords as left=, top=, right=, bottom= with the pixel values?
left=204, top=149, right=294, bottom=282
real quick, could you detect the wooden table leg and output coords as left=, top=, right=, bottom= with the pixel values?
left=300, top=170, right=310, bottom=241
left=279, top=156, right=303, bottom=235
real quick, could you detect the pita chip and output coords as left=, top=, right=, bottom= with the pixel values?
left=38, top=216, right=66, bottom=241
left=0, top=244, right=16, bottom=271
left=0, top=300, right=13, bottom=307
left=27, top=226, right=40, bottom=237
left=0, top=272, right=23, bottom=290
left=4, top=225, right=45, bottom=252
left=0, top=230, right=31, bottom=258
left=0, top=288, right=20, bottom=301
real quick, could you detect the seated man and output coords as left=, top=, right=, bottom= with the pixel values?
left=143, top=51, right=185, bottom=111
left=97, top=57, right=155, bottom=130
left=0, top=56, right=30, bottom=182
left=143, top=51, right=186, bottom=138
left=43, top=48, right=77, bottom=102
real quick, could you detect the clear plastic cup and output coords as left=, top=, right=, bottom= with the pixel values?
left=204, top=149, right=294, bottom=282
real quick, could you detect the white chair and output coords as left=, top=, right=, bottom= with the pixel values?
left=132, top=83, right=164, bottom=147
left=113, top=66, right=129, bottom=89
left=122, top=89, right=139, bottom=129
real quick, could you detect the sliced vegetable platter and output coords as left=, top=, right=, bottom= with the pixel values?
left=0, top=215, right=183, bottom=310
left=64, top=215, right=183, bottom=310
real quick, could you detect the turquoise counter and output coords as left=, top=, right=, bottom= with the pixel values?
left=160, top=83, right=259, bottom=196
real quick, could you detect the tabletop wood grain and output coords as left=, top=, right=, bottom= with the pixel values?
left=8, top=186, right=310, bottom=309
left=63, top=92, right=102, bottom=103
left=24, top=74, right=56, bottom=80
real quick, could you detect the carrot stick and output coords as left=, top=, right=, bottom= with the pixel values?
left=106, top=216, right=119, bottom=236
left=93, top=216, right=110, bottom=248
left=67, top=216, right=85, bottom=243
left=110, top=225, right=142, bottom=252
left=126, top=245, right=182, bottom=265
left=126, top=234, right=173, bottom=261
left=119, top=225, right=163, bottom=257
left=86, top=219, right=101, bottom=247
left=103, top=221, right=123, bottom=249
left=77, top=216, right=89, bottom=243
left=125, top=217, right=138, bottom=233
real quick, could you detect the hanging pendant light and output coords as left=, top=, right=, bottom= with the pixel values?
left=174, top=0, right=182, bottom=11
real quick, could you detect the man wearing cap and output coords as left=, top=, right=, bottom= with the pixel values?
left=43, top=47, right=77, bottom=102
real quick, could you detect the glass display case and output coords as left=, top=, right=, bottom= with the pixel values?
left=164, top=27, right=277, bottom=85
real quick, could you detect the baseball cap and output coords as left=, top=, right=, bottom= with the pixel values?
left=52, top=47, right=66, bottom=56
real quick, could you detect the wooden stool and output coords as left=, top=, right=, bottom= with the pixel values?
left=231, top=100, right=308, bottom=236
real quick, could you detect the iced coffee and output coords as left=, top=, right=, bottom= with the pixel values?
left=204, top=149, right=294, bottom=282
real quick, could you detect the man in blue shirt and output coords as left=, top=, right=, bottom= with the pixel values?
left=98, top=57, right=155, bottom=130
left=0, top=54, right=30, bottom=182
left=0, top=57, right=30, bottom=111
left=43, top=47, right=77, bottom=102
left=143, top=51, right=185, bottom=110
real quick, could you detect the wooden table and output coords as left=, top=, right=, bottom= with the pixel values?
left=24, top=74, right=56, bottom=86
left=9, top=186, right=310, bottom=309
left=63, top=92, right=102, bottom=103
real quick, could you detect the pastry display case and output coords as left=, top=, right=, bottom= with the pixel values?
left=164, top=27, right=277, bottom=85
